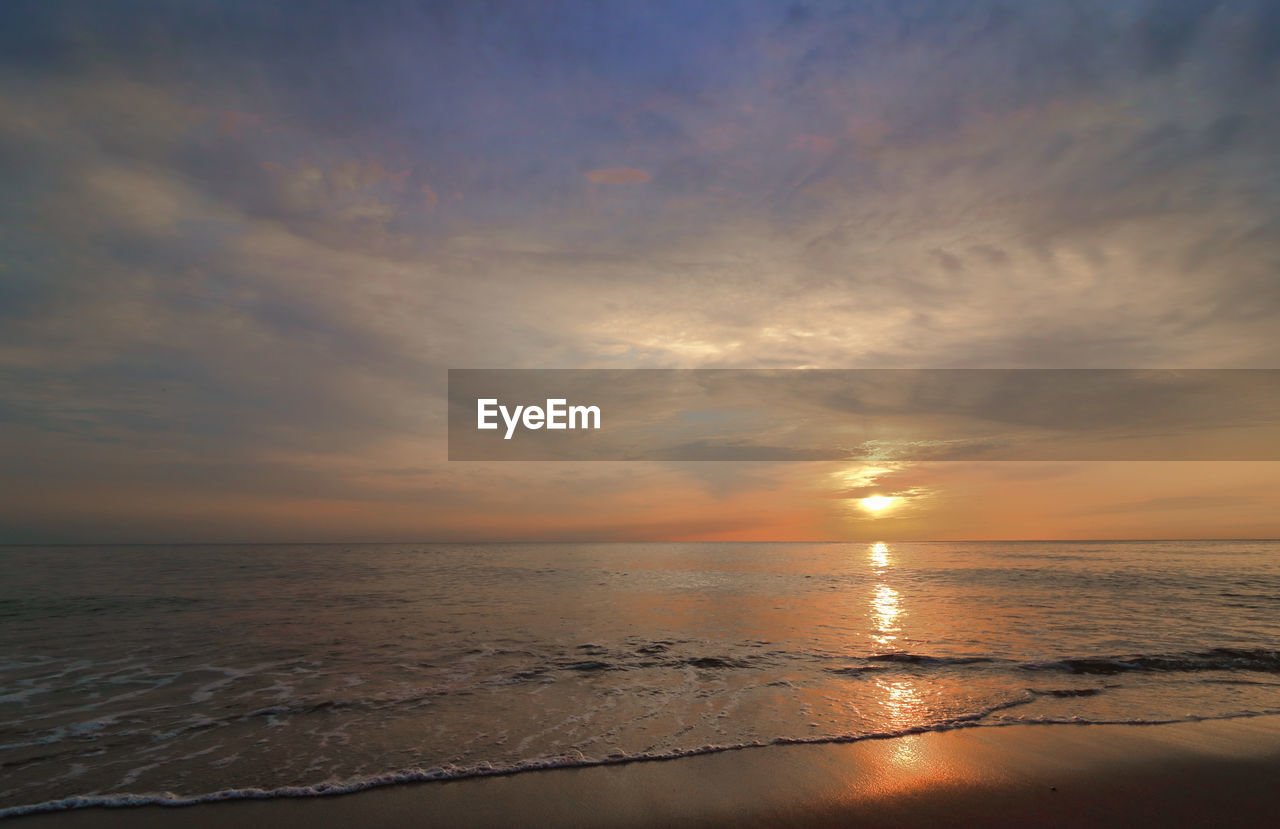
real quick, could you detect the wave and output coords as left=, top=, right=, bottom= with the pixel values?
left=1022, top=648, right=1280, bottom=675
left=492, top=645, right=1280, bottom=684
left=5, top=709, right=1279, bottom=820
left=864, top=653, right=995, bottom=666
left=520, top=645, right=1280, bottom=679
left=820, top=647, right=1280, bottom=677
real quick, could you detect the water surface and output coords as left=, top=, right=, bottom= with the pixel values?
left=3, top=540, right=1279, bottom=816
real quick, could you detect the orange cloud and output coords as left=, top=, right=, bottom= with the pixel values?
left=585, top=167, right=652, bottom=184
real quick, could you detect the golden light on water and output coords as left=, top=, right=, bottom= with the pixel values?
left=865, top=542, right=924, bottom=738
left=878, top=678, right=926, bottom=732
left=872, top=584, right=901, bottom=626
left=868, top=542, right=902, bottom=646
left=872, top=583, right=901, bottom=646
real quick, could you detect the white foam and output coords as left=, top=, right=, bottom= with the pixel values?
left=4, top=710, right=1278, bottom=820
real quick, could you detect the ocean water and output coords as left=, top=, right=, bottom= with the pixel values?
left=2, top=540, right=1279, bottom=816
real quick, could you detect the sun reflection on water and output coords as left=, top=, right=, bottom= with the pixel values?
left=871, top=584, right=901, bottom=647
left=877, top=679, right=926, bottom=730
left=867, top=543, right=901, bottom=648
left=877, top=678, right=930, bottom=770
left=864, top=542, right=928, bottom=746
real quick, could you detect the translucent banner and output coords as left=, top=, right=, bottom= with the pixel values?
left=447, top=369, right=1280, bottom=461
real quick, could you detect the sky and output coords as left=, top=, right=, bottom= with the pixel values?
left=1, top=0, right=1278, bottom=543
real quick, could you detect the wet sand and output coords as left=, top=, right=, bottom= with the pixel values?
left=11, top=716, right=1280, bottom=828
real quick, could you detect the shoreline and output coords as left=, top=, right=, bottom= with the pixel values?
left=9, top=715, right=1280, bottom=827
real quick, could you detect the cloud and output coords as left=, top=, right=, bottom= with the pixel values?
left=2, top=0, right=1279, bottom=540
left=585, top=168, right=652, bottom=184
left=1080, top=494, right=1259, bottom=515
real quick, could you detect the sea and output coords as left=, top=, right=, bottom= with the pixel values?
left=2, top=540, right=1279, bottom=817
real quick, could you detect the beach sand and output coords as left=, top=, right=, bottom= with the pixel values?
left=11, top=716, right=1280, bottom=828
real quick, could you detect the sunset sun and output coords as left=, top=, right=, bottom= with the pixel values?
left=860, top=495, right=897, bottom=513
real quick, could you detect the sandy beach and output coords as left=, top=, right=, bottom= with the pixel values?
left=11, top=716, right=1280, bottom=828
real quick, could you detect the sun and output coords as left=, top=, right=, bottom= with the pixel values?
left=860, top=495, right=897, bottom=513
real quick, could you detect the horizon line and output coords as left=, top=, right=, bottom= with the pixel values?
left=3, top=537, right=1278, bottom=547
